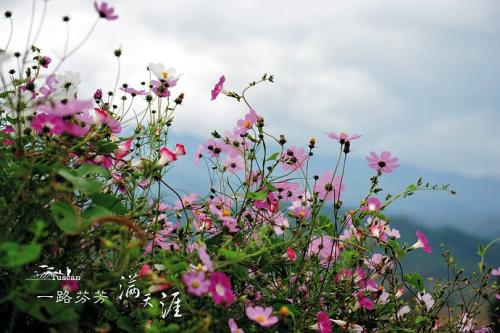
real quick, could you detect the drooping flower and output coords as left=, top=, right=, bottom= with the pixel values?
left=158, top=147, right=177, bottom=166
left=209, top=272, right=234, bottom=305
left=182, top=271, right=210, bottom=297
left=94, top=1, right=118, bottom=21
left=211, top=75, right=226, bottom=100
left=245, top=306, right=279, bottom=328
left=39, top=56, right=51, bottom=68
left=316, top=311, right=332, bottom=333
left=228, top=318, right=244, bottom=333
left=366, top=151, right=400, bottom=173
left=313, top=172, right=345, bottom=201
left=412, top=230, right=432, bottom=254
left=31, top=114, right=65, bottom=135
left=175, top=143, right=186, bottom=156
left=326, top=131, right=361, bottom=144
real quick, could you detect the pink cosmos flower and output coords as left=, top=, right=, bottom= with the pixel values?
left=280, top=146, right=307, bottom=172
left=183, top=271, right=210, bottom=297
left=39, top=75, right=58, bottom=98
left=94, top=1, right=118, bottom=21
left=1, top=126, right=15, bottom=146
left=120, top=86, right=147, bottom=96
left=228, top=318, right=244, bottom=333
left=292, top=205, right=311, bottom=219
left=413, top=230, right=432, bottom=254
left=491, top=267, right=500, bottom=276
left=151, top=80, right=170, bottom=97
left=357, top=291, right=374, bottom=310
left=61, top=280, right=79, bottom=292
left=175, top=193, right=198, bottom=210
left=31, top=114, right=65, bottom=135
left=326, top=131, right=361, bottom=144
left=307, top=236, right=341, bottom=267
left=362, top=197, right=382, bottom=212
left=38, top=100, right=93, bottom=117
left=211, top=75, right=226, bottom=100
left=209, top=272, right=235, bottom=305
left=235, top=109, right=260, bottom=136
left=94, top=108, right=121, bottom=133
left=114, top=138, right=133, bottom=160
left=316, top=311, right=332, bottom=333
left=366, top=151, right=400, bottom=173
left=198, top=247, right=214, bottom=272
left=158, top=147, right=177, bottom=166
left=313, top=172, right=345, bottom=201
left=224, top=156, right=244, bottom=173
left=245, top=306, right=279, bottom=327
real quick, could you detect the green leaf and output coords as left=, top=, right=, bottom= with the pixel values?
left=0, top=91, right=14, bottom=99
left=90, top=193, right=127, bottom=215
left=0, top=242, right=41, bottom=267
left=266, top=152, right=280, bottom=161
left=116, top=317, right=135, bottom=333
left=247, top=191, right=268, bottom=201
left=404, top=272, right=425, bottom=292
left=51, top=201, right=81, bottom=234
left=58, top=168, right=103, bottom=194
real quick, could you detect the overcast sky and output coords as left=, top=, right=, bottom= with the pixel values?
left=2, top=0, right=500, bottom=180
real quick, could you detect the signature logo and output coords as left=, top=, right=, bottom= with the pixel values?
left=26, top=265, right=81, bottom=281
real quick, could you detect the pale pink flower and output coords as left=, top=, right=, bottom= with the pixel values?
left=363, top=197, right=382, bottom=211
left=366, top=151, right=400, bottom=173
left=228, top=318, right=244, bottom=333
left=280, top=146, right=307, bottom=172
left=158, top=147, right=177, bottom=166
left=224, top=156, right=244, bottom=173
left=198, top=247, right=214, bottom=272
left=114, top=138, right=133, bottom=160
left=326, top=131, right=361, bottom=144
left=491, top=267, right=500, bottom=276
left=246, top=306, right=278, bottom=327
left=313, top=171, right=345, bottom=201
left=182, top=271, right=210, bottom=297
left=417, top=291, right=435, bottom=310
left=120, top=86, right=146, bottom=96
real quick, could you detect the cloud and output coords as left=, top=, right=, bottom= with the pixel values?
left=2, top=0, right=500, bottom=179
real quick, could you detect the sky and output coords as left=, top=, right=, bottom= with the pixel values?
left=1, top=1, right=500, bottom=235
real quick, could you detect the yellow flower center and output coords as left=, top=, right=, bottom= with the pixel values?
left=244, top=120, right=251, bottom=128
left=222, top=208, right=231, bottom=217
left=161, top=71, right=169, bottom=79
left=255, top=315, right=266, bottom=323
left=191, top=280, right=200, bottom=288
left=279, top=305, right=289, bottom=316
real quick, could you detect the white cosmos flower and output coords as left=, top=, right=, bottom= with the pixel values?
left=53, top=71, right=81, bottom=100
left=147, top=62, right=181, bottom=86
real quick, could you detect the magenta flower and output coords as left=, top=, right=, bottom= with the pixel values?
left=245, top=305, right=279, bottom=327
left=40, top=56, right=51, bottom=68
left=228, top=318, right=244, bottom=333
left=412, top=230, right=432, bottom=254
left=94, top=108, right=121, bottom=133
left=93, top=88, right=103, bottom=100
left=316, top=311, right=332, bottom=333
left=1, top=125, right=15, bottom=146
left=175, top=143, right=186, bottom=156
left=357, top=291, right=374, bottom=310
left=366, top=151, right=400, bottom=173
left=182, top=271, right=210, bottom=297
left=61, top=280, right=79, bottom=293
left=158, top=147, right=177, bottom=166
left=326, top=131, right=361, bottom=144
left=286, top=247, right=297, bottom=261
left=94, top=1, right=118, bottom=21
left=120, top=86, right=147, bottom=96
left=211, top=75, right=226, bottom=100
left=209, top=272, right=234, bottom=305
left=31, top=114, right=65, bottom=135
left=313, top=171, right=345, bottom=201
left=138, top=264, right=152, bottom=278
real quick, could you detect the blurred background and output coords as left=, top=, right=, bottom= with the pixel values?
left=1, top=0, right=499, bottom=277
